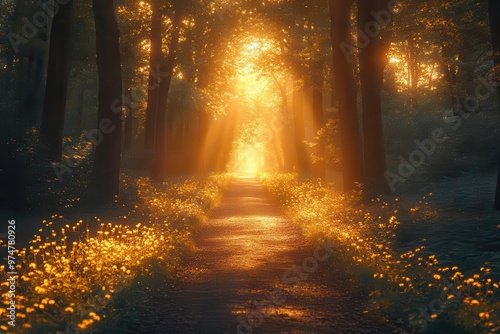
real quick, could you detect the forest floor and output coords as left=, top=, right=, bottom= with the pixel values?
left=115, top=177, right=394, bottom=334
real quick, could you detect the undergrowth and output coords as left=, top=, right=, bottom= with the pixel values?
left=0, top=173, right=231, bottom=333
left=261, top=172, right=500, bottom=333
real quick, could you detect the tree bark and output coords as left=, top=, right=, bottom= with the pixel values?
left=273, top=76, right=295, bottom=172
left=358, top=0, right=390, bottom=194
left=152, top=10, right=182, bottom=182
left=196, top=111, right=211, bottom=173
left=3, top=3, right=19, bottom=95
left=329, top=0, right=364, bottom=191
left=73, top=84, right=85, bottom=136
left=311, top=61, right=325, bottom=180
left=407, top=39, right=418, bottom=91
left=488, top=0, right=500, bottom=210
left=293, top=83, right=310, bottom=176
left=124, top=87, right=133, bottom=152
left=144, top=0, right=163, bottom=150
left=170, top=117, right=184, bottom=175
left=40, top=0, right=74, bottom=161
left=90, top=0, right=123, bottom=204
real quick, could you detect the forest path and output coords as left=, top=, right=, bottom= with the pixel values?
left=129, top=177, right=393, bottom=334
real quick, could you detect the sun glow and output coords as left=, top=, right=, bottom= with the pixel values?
left=232, top=144, right=263, bottom=176
left=226, top=36, right=285, bottom=175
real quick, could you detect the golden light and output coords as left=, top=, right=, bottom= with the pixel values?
left=232, top=144, right=263, bottom=176
left=225, top=36, right=284, bottom=174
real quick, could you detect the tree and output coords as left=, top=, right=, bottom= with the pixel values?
left=329, top=0, right=364, bottom=191
left=292, top=84, right=310, bottom=176
left=358, top=0, right=390, bottom=194
left=152, top=7, right=182, bottom=181
left=144, top=0, right=163, bottom=151
left=311, top=60, right=326, bottom=180
left=40, top=0, right=74, bottom=161
left=489, top=0, right=500, bottom=210
left=123, top=87, right=133, bottom=152
left=90, top=0, right=123, bottom=204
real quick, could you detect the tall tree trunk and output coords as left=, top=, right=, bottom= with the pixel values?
left=124, top=87, right=134, bottom=152
left=152, top=10, right=181, bottom=182
left=170, top=117, right=184, bottom=175
left=273, top=76, right=295, bottom=172
left=329, top=0, right=364, bottom=191
left=22, top=40, right=48, bottom=123
left=271, top=76, right=286, bottom=172
left=408, top=39, right=418, bottom=91
left=40, top=0, right=74, bottom=161
left=163, top=114, right=176, bottom=176
left=90, top=0, right=123, bottom=204
left=196, top=111, right=211, bottom=173
left=311, top=61, right=325, bottom=180
left=180, top=118, right=192, bottom=174
left=144, top=0, right=163, bottom=150
left=358, top=0, right=390, bottom=194
left=330, top=62, right=338, bottom=108
left=73, top=84, right=85, bottom=136
left=489, top=0, right=500, bottom=210
left=293, top=83, right=310, bottom=176
left=3, top=3, right=19, bottom=95
left=272, top=131, right=284, bottom=172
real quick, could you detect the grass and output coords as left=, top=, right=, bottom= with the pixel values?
left=0, top=173, right=231, bottom=333
left=261, top=172, right=500, bottom=333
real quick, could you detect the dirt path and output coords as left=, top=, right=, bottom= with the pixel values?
left=128, top=177, right=394, bottom=334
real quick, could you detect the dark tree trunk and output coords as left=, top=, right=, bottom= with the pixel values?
left=358, top=0, right=390, bottom=194
left=163, top=114, right=176, bottom=176
left=40, top=0, right=74, bottom=161
left=180, top=118, right=193, bottom=174
left=3, top=3, right=19, bottom=95
left=73, top=85, right=85, bottom=136
left=330, top=63, right=338, bottom=108
left=170, top=117, right=184, bottom=175
left=152, top=10, right=181, bottom=182
left=144, top=0, right=163, bottom=150
left=90, top=0, right=123, bottom=204
left=312, top=62, right=325, bottom=180
left=407, top=39, right=418, bottom=91
left=293, top=84, right=310, bottom=176
left=21, top=40, right=48, bottom=123
left=488, top=0, right=500, bottom=210
left=329, top=0, right=364, bottom=191
left=124, top=87, right=134, bottom=152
